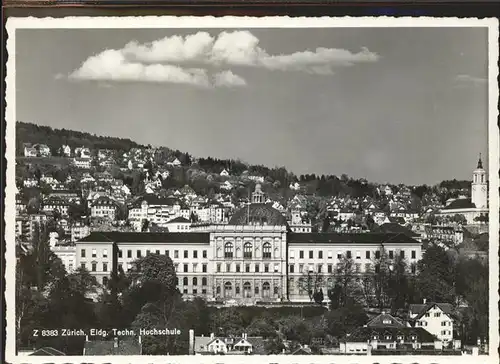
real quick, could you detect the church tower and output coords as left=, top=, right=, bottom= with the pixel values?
left=471, top=154, right=488, bottom=209
left=251, top=183, right=265, bottom=204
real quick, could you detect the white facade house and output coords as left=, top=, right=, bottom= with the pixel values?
left=73, top=157, right=92, bottom=169
left=51, top=245, right=77, bottom=274
left=220, top=169, right=230, bottom=177
left=164, top=217, right=192, bottom=232
left=91, top=197, right=118, bottom=220
left=409, top=301, right=455, bottom=344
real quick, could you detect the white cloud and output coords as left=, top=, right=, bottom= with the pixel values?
left=68, top=30, right=379, bottom=87
left=214, top=70, right=247, bottom=88
left=69, top=49, right=211, bottom=88
left=455, top=74, right=487, bottom=85
left=119, top=30, right=379, bottom=73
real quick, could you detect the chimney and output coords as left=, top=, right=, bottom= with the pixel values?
left=423, top=298, right=427, bottom=304
left=114, top=337, right=119, bottom=348
left=210, top=333, right=214, bottom=340
left=189, top=329, right=195, bottom=355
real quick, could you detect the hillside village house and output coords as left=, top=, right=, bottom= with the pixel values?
left=61, top=144, right=71, bottom=157
left=409, top=301, right=457, bottom=345
left=164, top=216, right=192, bottom=232
left=75, top=146, right=91, bottom=159
left=220, top=169, right=230, bottom=177
left=91, top=197, right=118, bottom=220
left=24, top=145, right=38, bottom=157
left=167, top=157, right=182, bottom=167
left=73, top=157, right=92, bottom=169
left=438, top=157, right=488, bottom=224
left=42, top=198, right=70, bottom=217
left=72, top=185, right=423, bottom=304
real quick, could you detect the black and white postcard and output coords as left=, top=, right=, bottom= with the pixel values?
left=4, top=16, right=499, bottom=364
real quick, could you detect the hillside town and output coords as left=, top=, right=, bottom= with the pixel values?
left=15, top=125, right=489, bottom=357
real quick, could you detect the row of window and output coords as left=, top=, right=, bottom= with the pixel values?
left=80, top=262, right=108, bottom=272
left=81, top=247, right=417, bottom=261
left=424, top=312, right=443, bottom=318
left=81, top=248, right=108, bottom=258
left=215, top=281, right=278, bottom=297
left=223, top=242, right=273, bottom=259
left=290, top=250, right=417, bottom=260
left=289, top=263, right=417, bottom=274
left=216, top=263, right=280, bottom=273
left=178, top=276, right=208, bottom=286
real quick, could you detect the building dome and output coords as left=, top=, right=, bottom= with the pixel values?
left=228, top=203, right=288, bottom=226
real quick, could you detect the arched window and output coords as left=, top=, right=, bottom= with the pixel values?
left=102, top=276, right=108, bottom=286
left=183, top=277, right=188, bottom=285
left=224, top=242, right=234, bottom=259
left=263, top=282, right=271, bottom=298
left=263, top=243, right=271, bottom=259
left=244, top=243, right=252, bottom=258
left=224, top=282, right=232, bottom=298
left=202, top=277, right=207, bottom=286
left=193, top=277, right=198, bottom=286
left=243, top=282, right=252, bottom=298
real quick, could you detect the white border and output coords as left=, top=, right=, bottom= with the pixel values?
left=5, top=16, right=499, bottom=364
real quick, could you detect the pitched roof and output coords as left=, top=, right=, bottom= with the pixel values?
left=379, top=223, right=419, bottom=237
left=78, top=231, right=210, bottom=244
left=366, top=312, right=406, bottom=329
left=288, top=232, right=420, bottom=245
left=346, top=327, right=436, bottom=343
left=409, top=302, right=454, bottom=320
left=29, top=347, right=66, bottom=356
left=442, top=198, right=476, bottom=210
left=132, top=195, right=179, bottom=208
left=83, top=338, right=141, bottom=355
left=166, top=216, right=191, bottom=224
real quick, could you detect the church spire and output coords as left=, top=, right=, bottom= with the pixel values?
left=477, top=153, right=483, bottom=169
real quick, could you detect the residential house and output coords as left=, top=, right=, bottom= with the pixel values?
left=409, top=300, right=457, bottom=346
left=75, top=147, right=91, bottom=159
left=73, top=157, right=92, bottom=169
left=220, top=181, right=233, bottom=191
left=23, top=178, right=39, bottom=188
left=220, top=169, right=230, bottom=177
left=83, top=337, right=142, bottom=355
left=42, top=198, right=70, bottom=216
left=71, top=222, right=91, bottom=242
left=91, top=196, right=118, bottom=221
left=38, top=144, right=51, bottom=157
left=165, top=216, right=192, bottom=232
left=167, top=157, right=182, bottom=167
left=193, top=333, right=263, bottom=355
left=24, top=145, right=38, bottom=157
left=61, top=144, right=72, bottom=157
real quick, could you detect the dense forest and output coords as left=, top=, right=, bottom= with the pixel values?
left=16, top=122, right=145, bottom=155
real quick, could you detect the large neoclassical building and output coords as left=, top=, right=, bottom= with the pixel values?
left=76, top=184, right=422, bottom=303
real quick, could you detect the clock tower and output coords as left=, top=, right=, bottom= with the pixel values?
left=471, top=154, right=488, bottom=209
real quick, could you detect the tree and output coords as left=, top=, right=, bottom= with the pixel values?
left=329, top=255, right=357, bottom=307
left=324, top=305, right=368, bottom=338
left=416, top=244, right=456, bottom=303
left=321, top=215, right=331, bottom=233
left=313, top=289, right=324, bottom=305
left=297, top=269, right=324, bottom=302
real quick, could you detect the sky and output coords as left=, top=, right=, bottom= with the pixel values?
left=15, top=27, right=489, bottom=185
